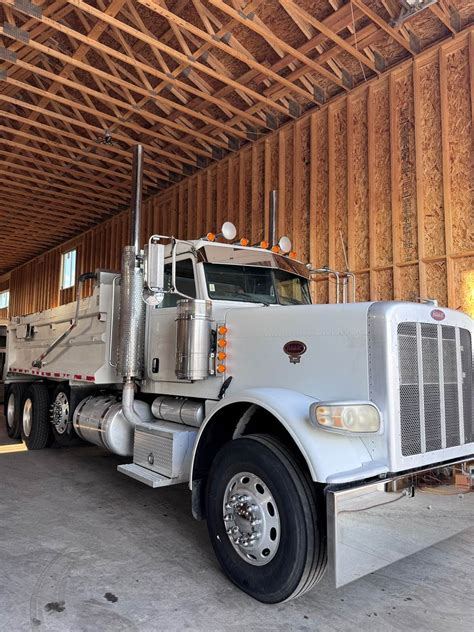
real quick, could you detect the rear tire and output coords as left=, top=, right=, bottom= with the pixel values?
left=20, top=383, right=52, bottom=450
left=205, top=434, right=326, bottom=603
left=4, top=383, right=26, bottom=440
left=50, top=384, right=81, bottom=447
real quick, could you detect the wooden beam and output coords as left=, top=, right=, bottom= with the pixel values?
left=412, top=60, right=427, bottom=299
left=133, top=0, right=317, bottom=104
left=367, top=85, right=376, bottom=300
left=328, top=104, right=336, bottom=303
left=63, top=0, right=305, bottom=115
left=0, top=163, right=124, bottom=207
left=389, top=72, right=401, bottom=298
left=0, top=146, right=129, bottom=196
left=279, top=0, right=378, bottom=74
left=2, top=76, right=214, bottom=159
left=0, top=24, right=252, bottom=144
left=351, top=0, right=413, bottom=54
left=208, top=0, right=346, bottom=90
left=0, top=181, right=116, bottom=220
left=439, top=47, right=455, bottom=307
left=0, top=107, right=183, bottom=178
left=1, top=9, right=272, bottom=134
left=0, top=93, right=198, bottom=170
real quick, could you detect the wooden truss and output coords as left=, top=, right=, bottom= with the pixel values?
left=0, top=0, right=464, bottom=273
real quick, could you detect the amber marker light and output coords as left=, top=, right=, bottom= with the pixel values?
left=206, top=232, right=216, bottom=241
left=217, top=364, right=226, bottom=374
left=271, top=245, right=280, bottom=253
left=218, top=325, right=228, bottom=335
left=260, top=240, right=269, bottom=249
left=239, top=238, right=249, bottom=247
left=217, top=351, right=227, bottom=361
left=289, top=251, right=297, bottom=259
left=217, top=339, right=227, bottom=348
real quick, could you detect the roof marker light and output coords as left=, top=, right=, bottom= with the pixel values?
left=204, top=221, right=236, bottom=242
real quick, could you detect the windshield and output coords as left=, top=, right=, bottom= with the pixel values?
left=204, top=263, right=311, bottom=305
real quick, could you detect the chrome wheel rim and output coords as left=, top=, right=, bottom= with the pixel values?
left=223, top=471, right=280, bottom=566
left=23, top=398, right=33, bottom=437
left=51, top=392, right=69, bottom=435
left=7, top=393, right=15, bottom=428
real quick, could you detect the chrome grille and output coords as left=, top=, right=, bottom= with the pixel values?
left=398, top=322, right=473, bottom=457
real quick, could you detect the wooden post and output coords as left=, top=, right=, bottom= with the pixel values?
left=413, top=59, right=427, bottom=299
left=439, top=47, right=455, bottom=308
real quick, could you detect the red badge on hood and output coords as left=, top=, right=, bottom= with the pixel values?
left=283, top=340, right=307, bottom=364
left=431, top=309, right=445, bottom=321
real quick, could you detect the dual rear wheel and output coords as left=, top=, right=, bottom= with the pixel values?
left=4, top=382, right=78, bottom=449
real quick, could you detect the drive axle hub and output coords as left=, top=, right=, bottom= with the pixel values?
left=51, top=392, right=69, bottom=435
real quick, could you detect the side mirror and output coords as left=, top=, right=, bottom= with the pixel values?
left=144, top=242, right=165, bottom=292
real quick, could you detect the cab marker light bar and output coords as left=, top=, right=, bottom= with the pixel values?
left=309, top=401, right=382, bottom=435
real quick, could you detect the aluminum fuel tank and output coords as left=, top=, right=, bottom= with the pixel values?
left=73, top=395, right=153, bottom=456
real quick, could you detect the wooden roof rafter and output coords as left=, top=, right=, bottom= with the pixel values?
left=0, top=0, right=465, bottom=274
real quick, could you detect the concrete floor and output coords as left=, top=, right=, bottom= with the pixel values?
left=0, top=419, right=473, bottom=632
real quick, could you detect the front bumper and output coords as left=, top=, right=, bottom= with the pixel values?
left=326, top=457, right=474, bottom=587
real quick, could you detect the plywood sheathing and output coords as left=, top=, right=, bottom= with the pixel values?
left=4, top=30, right=474, bottom=318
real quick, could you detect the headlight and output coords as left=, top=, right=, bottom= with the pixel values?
left=309, top=402, right=381, bottom=434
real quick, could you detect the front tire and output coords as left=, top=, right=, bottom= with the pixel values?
left=4, top=383, right=26, bottom=440
left=20, top=383, right=52, bottom=450
left=206, top=434, right=326, bottom=603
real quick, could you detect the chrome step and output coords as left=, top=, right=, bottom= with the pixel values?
left=117, top=463, right=178, bottom=488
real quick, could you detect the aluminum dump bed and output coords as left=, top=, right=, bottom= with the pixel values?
left=7, top=271, right=120, bottom=385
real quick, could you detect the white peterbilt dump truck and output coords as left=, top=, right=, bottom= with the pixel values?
left=4, top=146, right=473, bottom=603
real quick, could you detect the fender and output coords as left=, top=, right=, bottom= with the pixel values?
left=190, top=387, right=378, bottom=487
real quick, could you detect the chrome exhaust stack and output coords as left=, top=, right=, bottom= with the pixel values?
left=117, top=145, right=146, bottom=426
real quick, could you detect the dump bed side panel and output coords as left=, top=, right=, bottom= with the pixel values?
left=7, top=272, right=120, bottom=385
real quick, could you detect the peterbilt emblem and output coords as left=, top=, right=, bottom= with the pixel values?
left=283, top=340, right=307, bottom=364
left=431, top=309, right=446, bottom=321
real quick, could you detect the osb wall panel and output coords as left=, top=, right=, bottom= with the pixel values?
left=370, top=80, right=392, bottom=269
left=446, top=46, right=473, bottom=254
left=6, top=32, right=474, bottom=318
left=416, top=58, right=445, bottom=259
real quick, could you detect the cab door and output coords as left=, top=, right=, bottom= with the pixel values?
left=145, top=258, right=197, bottom=383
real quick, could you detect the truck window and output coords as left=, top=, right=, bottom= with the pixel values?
left=159, top=258, right=196, bottom=308
left=274, top=269, right=311, bottom=305
left=204, top=263, right=311, bottom=305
